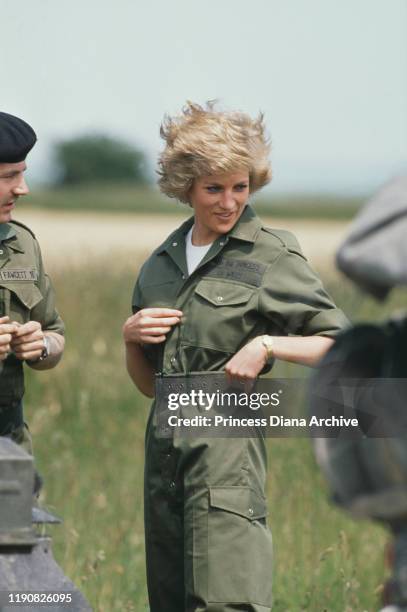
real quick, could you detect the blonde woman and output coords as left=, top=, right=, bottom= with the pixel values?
left=123, top=102, right=347, bottom=611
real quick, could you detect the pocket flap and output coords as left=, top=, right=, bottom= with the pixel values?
left=195, top=281, right=254, bottom=307
left=1, top=283, right=43, bottom=309
left=209, top=486, right=268, bottom=520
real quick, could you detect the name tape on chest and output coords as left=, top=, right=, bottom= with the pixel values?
left=0, top=269, right=39, bottom=282
left=205, top=258, right=266, bottom=287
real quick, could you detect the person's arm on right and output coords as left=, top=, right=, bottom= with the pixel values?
left=123, top=308, right=182, bottom=398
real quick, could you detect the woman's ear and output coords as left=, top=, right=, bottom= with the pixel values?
left=186, top=180, right=194, bottom=208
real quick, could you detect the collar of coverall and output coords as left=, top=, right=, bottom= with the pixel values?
left=0, top=223, right=25, bottom=252
left=157, top=204, right=263, bottom=255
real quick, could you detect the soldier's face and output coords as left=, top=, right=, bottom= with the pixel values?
left=188, top=171, right=250, bottom=244
left=0, top=162, right=29, bottom=223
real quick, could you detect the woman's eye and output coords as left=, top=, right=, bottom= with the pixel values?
left=235, top=184, right=248, bottom=191
left=206, top=186, right=220, bottom=193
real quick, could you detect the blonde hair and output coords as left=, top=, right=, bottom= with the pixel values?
left=158, top=101, right=271, bottom=203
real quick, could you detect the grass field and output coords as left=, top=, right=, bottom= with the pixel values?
left=23, top=259, right=406, bottom=611
left=24, top=184, right=364, bottom=220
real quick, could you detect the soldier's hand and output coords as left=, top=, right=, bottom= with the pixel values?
left=0, top=316, right=18, bottom=361
left=10, top=320, right=45, bottom=361
left=123, top=308, right=183, bottom=345
left=224, top=337, right=268, bottom=391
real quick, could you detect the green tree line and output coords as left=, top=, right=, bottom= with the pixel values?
left=54, top=134, right=150, bottom=186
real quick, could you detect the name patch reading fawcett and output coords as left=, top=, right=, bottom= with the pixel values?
left=206, top=258, right=266, bottom=287
left=0, top=269, right=39, bottom=281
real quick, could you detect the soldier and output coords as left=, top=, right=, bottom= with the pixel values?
left=0, top=111, right=65, bottom=458
left=123, top=102, right=348, bottom=611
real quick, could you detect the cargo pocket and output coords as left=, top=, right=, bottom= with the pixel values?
left=207, top=486, right=273, bottom=607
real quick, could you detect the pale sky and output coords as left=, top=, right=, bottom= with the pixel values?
left=2, top=0, right=406, bottom=194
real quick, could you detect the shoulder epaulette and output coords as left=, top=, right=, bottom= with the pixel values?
left=9, top=220, right=36, bottom=239
left=261, top=226, right=305, bottom=257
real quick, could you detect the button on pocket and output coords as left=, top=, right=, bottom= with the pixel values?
left=209, top=485, right=268, bottom=520
left=195, top=280, right=254, bottom=307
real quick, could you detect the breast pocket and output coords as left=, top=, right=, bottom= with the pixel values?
left=0, top=283, right=43, bottom=324
left=183, top=279, right=257, bottom=353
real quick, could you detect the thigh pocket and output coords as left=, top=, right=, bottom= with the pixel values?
left=207, top=486, right=273, bottom=606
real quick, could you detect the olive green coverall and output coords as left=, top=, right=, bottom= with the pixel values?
left=132, top=205, right=348, bottom=611
left=0, top=220, right=64, bottom=451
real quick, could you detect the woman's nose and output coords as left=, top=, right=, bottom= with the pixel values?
left=219, top=191, right=236, bottom=209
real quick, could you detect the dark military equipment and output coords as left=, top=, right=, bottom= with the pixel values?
left=312, top=318, right=407, bottom=611
left=0, top=438, right=36, bottom=546
left=311, top=174, right=407, bottom=611
left=312, top=316, right=407, bottom=517
left=0, top=438, right=92, bottom=611
left=336, top=174, right=407, bottom=300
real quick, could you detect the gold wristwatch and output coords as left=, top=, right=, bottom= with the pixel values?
left=260, top=335, right=274, bottom=361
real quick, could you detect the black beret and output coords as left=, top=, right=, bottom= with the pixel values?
left=0, top=112, right=37, bottom=163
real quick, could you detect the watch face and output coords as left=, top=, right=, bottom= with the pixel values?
left=41, top=336, right=50, bottom=360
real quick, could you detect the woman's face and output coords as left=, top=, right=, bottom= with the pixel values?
left=188, top=171, right=250, bottom=244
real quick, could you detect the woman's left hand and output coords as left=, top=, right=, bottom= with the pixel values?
left=224, top=337, right=267, bottom=387
left=225, top=335, right=335, bottom=387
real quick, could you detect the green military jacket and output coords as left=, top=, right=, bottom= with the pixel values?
left=0, top=220, right=64, bottom=407
left=132, top=205, right=348, bottom=375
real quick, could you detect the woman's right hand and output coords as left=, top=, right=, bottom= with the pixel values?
left=122, top=308, right=183, bottom=345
